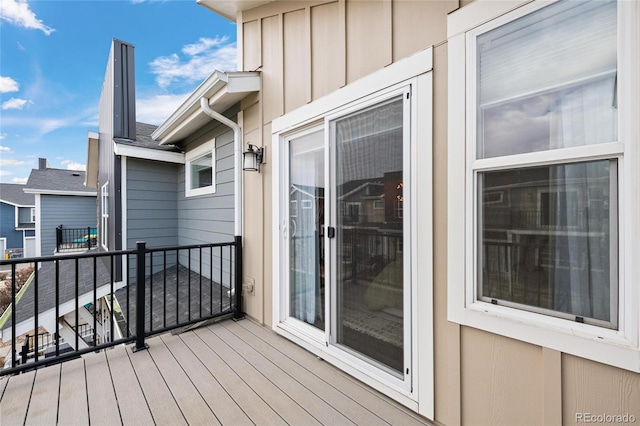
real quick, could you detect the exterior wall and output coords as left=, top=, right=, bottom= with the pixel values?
left=0, top=203, right=22, bottom=250
left=125, top=159, right=178, bottom=250
left=234, top=0, right=640, bottom=424
left=40, top=195, right=97, bottom=256
left=98, top=40, right=135, bottom=252
left=177, top=123, right=236, bottom=286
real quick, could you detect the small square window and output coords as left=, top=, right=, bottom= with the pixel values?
left=186, top=140, right=216, bottom=197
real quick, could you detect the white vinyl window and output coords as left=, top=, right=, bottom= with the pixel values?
left=185, top=139, right=215, bottom=197
left=448, top=0, right=640, bottom=372
left=101, top=182, right=109, bottom=249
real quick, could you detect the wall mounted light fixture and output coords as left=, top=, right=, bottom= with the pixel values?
left=243, top=144, right=265, bottom=172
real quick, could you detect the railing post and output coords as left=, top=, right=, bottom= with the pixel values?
left=20, top=335, right=30, bottom=365
left=56, top=225, right=62, bottom=251
left=87, top=227, right=91, bottom=248
left=132, top=241, right=148, bottom=352
left=233, top=236, right=244, bottom=320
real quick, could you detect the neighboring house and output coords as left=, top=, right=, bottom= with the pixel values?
left=183, top=0, right=637, bottom=424
left=23, top=159, right=97, bottom=257
left=0, top=183, right=35, bottom=258
left=84, top=39, right=258, bottom=328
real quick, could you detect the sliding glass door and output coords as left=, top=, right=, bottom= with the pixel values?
left=331, top=94, right=408, bottom=376
left=284, top=88, right=411, bottom=385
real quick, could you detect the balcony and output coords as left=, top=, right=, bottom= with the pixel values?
left=0, top=319, right=429, bottom=425
left=0, top=239, right=430, bottom=425
left=55, top=226, right=98, bottom=253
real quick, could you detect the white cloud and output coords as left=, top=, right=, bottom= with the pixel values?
left=0, top=146, right=12, bottom=153
left=0, top=0, right=55, bottom=35
left=1, top=98, right=31, bottom=110
left=60, top=160, right=86, bottom=171
left=0, top=76, right=19, bottom=93
left=136, top=92, right=190, bottom=125
left=149, top=36, right=237, bottom=89
left=0, top=158, right=25, bottom=167
left=11, top=177, right=28, bottom=184
left=0, top=134, right=6, bottom=140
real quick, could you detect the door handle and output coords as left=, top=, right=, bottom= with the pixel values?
left=327, top=226, right=335, bottom=238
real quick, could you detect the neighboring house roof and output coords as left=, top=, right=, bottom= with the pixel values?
left=23, top=169, right=97, bottom=196
left=0, top=183, right=35, bottom=207
left=114, top=122, right=181, bottom=153
left=0, top=252, right=115, bottom=338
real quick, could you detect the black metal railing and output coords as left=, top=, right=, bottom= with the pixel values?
left=0, top=237, right=242, bottom=376
left=56, top=226, right=98, bottom=251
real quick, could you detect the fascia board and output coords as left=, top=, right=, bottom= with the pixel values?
left=114, top=144, right=185, bottom=164
left=152, top=71, right=229, bottom=142
left=23, top=189, right=97, bottom=196
left=154, top=71, right=260, bottom=145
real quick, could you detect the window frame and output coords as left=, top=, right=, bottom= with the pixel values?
left=101, top=182, right=109, bottom=250
left=185, top=139, right=216, bottom=198
left=271, top=47, right=434, bottom=416
left=447, top=0, right=640, bottom=372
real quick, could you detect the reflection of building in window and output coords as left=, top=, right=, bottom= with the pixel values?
left=538, top=190, right=579, bottom=228
left=394, top=200, right=403, bottom=219
left=301, top=200, right=312, bottom=209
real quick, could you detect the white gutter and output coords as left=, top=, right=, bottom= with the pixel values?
left=200, top=97, right=243, bottom=237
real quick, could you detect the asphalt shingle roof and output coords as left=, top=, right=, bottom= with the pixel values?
left=114, top=122, right=181, bottom=153
left=0, top=184, right=35, bottom=206
left=25, top=168, right=94, bottom=193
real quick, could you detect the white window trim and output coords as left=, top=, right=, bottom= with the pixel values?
left=30, top=207, right=36, bottom=223
left=272, top=47, right=433, bottom=418
left=447, top=0, right=640, bottom=372
left=185, top=139, right=216, bottom=198
left=101, top=182, right=109, bottom=250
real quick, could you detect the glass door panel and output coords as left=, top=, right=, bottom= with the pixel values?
left=333, top=96, right=406, bottom=374
left=289, top=130, right=325, bottom=330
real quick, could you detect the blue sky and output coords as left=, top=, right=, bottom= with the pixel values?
left=0, top=0, right=237, bottom=184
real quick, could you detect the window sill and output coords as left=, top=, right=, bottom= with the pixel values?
left=449, top=299, right=640, bottom=373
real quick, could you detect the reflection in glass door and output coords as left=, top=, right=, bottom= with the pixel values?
left=332, top=95, right=407, bottom=375
left=289, top=130, right=325, bottom=330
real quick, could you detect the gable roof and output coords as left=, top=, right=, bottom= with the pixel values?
left=0, top=183, right=35, bottom=206
left=24, top=168, right=97, bottom=196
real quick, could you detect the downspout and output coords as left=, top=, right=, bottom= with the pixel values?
left=199, top=97, right=242, bottom=237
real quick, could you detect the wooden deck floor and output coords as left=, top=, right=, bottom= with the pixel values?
left=0, top=319, right=430, bottom=425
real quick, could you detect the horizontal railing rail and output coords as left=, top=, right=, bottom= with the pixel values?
left=0, top=237, right=242, bottom=376
left=56, top=226, right=98, bottom=252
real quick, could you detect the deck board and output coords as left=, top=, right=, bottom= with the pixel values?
left=85, top=351, right=121, bottom=426
left=239, top=319, right=428, bottom=425
left=105, top=345, right=154, bottom=426
left=0, top=369, right=35, bottom=425
left=1, top=319, right=432, bottom=426
left=160, top=333, right=254, bottom=426
left=24, top=364, right=60, bottom=425
left=180, top=330, right=287, bottom=425
left=124, top=340, right=187, bottom=426
left=58, top=357, right=89, bottom=425
left=213, top=323, right=355, bottom=425
left=224, top=320, right=388, bottom=425
left=146, top=336, right=220, bottom=425
left=195, top=326, right=322, bottom=425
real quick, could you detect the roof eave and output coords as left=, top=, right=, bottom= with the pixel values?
left=152, top=71, right=260, bottom=145
left=196, top=0, right=274, bottom=22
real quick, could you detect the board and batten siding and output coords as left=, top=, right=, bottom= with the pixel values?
left=40, top=195, right=96, bottom=256
left=235, top=0, right=640, bottom=424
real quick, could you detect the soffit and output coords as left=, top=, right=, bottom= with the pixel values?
left=152, top=71, right=260, bottom=145
left=196, top=0, right=274, bottom=22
